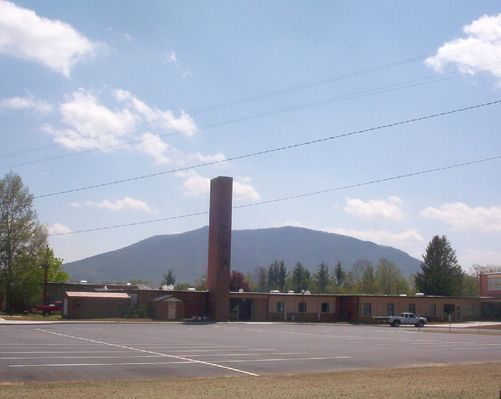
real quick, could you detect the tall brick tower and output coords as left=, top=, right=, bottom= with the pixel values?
left=207, top=176, right=233, bottom=322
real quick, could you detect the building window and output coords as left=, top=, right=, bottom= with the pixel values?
left=408, top=303, right=416, bottom=313
left=428, top=304, right=436, bottom=318
left=298, top=302, right=307, bottom=313
left=386, top=303, right=394, bottom=316
left=276, top=301, right=284, bottom=313
left=321, top=302, right=330, bottom=313
left=363, top=303, right=372, bottom=317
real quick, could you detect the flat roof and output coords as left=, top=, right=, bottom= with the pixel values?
left=65, top=292, right=130, bottom=299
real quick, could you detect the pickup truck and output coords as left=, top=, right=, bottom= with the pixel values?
left=33, top=302, right=63, bottom=316
left=388, top=312, right=426, bottom=327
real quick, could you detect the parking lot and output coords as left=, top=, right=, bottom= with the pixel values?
left=1, top=322, right=500, bottom=383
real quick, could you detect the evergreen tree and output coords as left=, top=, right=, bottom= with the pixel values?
left=313, top=262, right=330, bottom=293
left=334, top=261, right=345, bottom=287
left=415, top=235, right=463, bottom=296
left=290, top=262, right=310, bottom=292
left=267, top=260, right=287, bottom=292
left=161, top=269, right=176, bottom=286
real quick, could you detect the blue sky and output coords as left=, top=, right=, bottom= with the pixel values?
left=1, top=1, right=501, bottom=271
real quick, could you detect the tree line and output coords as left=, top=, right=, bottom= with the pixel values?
left=163, top=235, right=489, bottom=297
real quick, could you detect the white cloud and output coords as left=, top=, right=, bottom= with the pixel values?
left=44, top=89, right=199, bottom=157
left=137, top=132, right=181, bottom=165
left=71, top=197, right=153, bottom=213
left=114, top=89, right=197, bottom=136
left=163, top=50, right=191, bottom=78
left=165, top=51, right=178, bottom=66
left=234, top=179, right=261, bottom=202
left=326, top=227, right=425, bottom=246
left=137, top=132, right=224, bottom=166
left=43, top=89, right=137, bottom=151
left=180, top=172, right=260, bottom=201
left=421, top=202, right=501, bottom=232
left=0, top=1, right=96, bottom=77
left=426, top=13, right=501, bottom=82
left=0, top=95, right=52, bottom=114
left=181, top=172, right=210, bottom=197
left=48, top=223, right=72, bottom=235
left=343, top=196, right=405, bottom=221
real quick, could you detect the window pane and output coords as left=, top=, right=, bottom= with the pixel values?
left=386, top=303, right=394, bottom=316
left=363, top=303, right=372, bottom=316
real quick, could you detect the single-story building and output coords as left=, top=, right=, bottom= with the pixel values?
left=63, top=291, right=131, bottom=319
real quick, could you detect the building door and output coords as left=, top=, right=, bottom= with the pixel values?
left=167, top=302, right=176, bottom=320
left=229, top=299, right=252, bottom=321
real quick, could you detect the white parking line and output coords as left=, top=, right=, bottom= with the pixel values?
left=10, top=356, right=351, bottom=368
left=3, top=352, right=305, bottom=360
left=35, top=328, right=259, bottom=377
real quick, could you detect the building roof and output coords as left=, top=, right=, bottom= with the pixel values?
left=152, top=295, right=183, bottom=303
left=65, top=292, right=130, bottom=299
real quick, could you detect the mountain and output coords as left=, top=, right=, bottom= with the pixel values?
left=63, top=226, right=421, bottom=284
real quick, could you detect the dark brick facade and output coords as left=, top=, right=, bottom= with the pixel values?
left=207, top=176, right=233, bottom=321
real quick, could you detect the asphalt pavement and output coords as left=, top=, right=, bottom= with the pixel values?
left=1, top=322, right=500, bottom=383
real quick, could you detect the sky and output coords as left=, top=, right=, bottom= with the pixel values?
left=1, top=1, right=501, bottom=271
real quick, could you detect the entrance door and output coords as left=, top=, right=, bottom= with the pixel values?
left=167, top=302, right=176, bottom=320
left=229, top=299, right=252, bottom=321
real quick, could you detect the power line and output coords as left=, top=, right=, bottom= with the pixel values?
left=0, top=71, right=451, bottom=171
left=1, top=54, right=427, bottom=163
left=35, top=98, right=501, bottom=199
left=188, top=55, right=429, bottom=114
left=4, top=62, right=501, bottom=171
left=48, top=154, right=501, bottom=237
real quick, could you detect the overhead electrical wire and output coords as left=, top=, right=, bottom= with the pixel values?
left=48, top=154, right=501, bottom=237
left=35, top=98, right=501, bottom=199
left=1, top=68, right=492, bottom=171
left=1, top=54, right=428, bottom=162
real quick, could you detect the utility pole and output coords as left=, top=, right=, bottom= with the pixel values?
left=43, top=245, right=49, bottom=307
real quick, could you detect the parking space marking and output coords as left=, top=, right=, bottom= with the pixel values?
left=2, top=352, right=305, bottom=360
left=35, top=328, right=259, bottom=377
left=10, top=356, right=351, bottom=368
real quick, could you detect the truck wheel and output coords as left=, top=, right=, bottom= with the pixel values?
left=394, top=320, right=400, bottom=327
left=416, top=321, right=424, bottom=328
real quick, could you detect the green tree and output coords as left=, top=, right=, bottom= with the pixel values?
left=313, top=262, right=330, bottom=293
left=254, top=266, right=268, bottom=292
left=415, top=235, right=463, bottom=296
left=289, top=262, right=310, bottom=293
left=350, top=259, right=376, bottom=294
left=375, top=258, right=408, bottom=295
left=1, top=173, right=58, bottom=312
left=334, top=261, right=346, bottom=287
left=462, top=273, right=479, bottom=296
left=267, top=260, right=287, bottom=292
left=361, top=264, right=376, bottom=294
left=161, top=269, right=176, bottom=286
